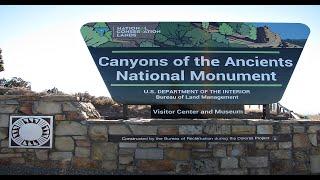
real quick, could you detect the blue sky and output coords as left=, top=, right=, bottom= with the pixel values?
left=0, top=5, right=320, bottom=114
left=253, top=23, right=310, bottom=39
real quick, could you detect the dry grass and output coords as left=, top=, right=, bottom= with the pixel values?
left=92, top=96, right=116, bottom=106
left=307, top=114, right=320, bottom=120
left=0, top=87, right=36, bottom=95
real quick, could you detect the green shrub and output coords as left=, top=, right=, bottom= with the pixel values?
left=81, top=25, right=112, bottom=47
left=219, top=23, right=234, bottom=36
left=201, top=22, right=209, bottom=30
left=139, top=41, right=160, bottom=47
left=211, top=32, right=229, bottom=44
left=4, top=77, right=31, bottom=89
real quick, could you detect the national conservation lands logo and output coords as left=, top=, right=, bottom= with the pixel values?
left=114, top=25, right=161, bottom=38
left=9, top=116, right=53, bottom=148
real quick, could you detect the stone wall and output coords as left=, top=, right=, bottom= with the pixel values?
left=0, top=95, right=320, bottom=174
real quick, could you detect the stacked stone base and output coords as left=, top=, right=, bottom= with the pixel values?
left=2, top=119, right=320, bottom=174
left=0, top=96, right=320, bottom=174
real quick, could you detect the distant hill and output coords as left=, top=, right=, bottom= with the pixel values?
left=282, top=39, right=307, bottom=47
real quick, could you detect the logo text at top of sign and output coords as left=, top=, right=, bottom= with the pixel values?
left=81, top=22, right=310, bottom=104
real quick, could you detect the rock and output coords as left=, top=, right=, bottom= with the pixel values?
left=40, top=95, right=78, bottom=102
left=138, top=160, right=175, bottom=171
left=312, top=147, right=320, bottom=155
left=35, top=150, right=48, bottom=160
left=265, top=142, right=278, bottom=150
left=225, top=145, right=232, bottom=156
left=0, top=128, right=8, bottom=140
left=176, top=162, right=191, bottom=174
left=256, top=26, right=282, bottom=47
left=192, top=159, right=218, bottom=173
left=135, top=148, right=163, bottom=159
left=219, top=169, right=247, bottom=175
left=293, top=134, right=311, bottom=149
left=92, top=142, right=117, bottom=161
left=75, top=147, right=90, bottom=157
left=293, top=126, right=305, bottom=133
left=33, top=101, right=61, bottom=114
left=158, top=126, right=178, bottom=135
left=165, top=149, right=190, bottom=160
left=13, top=149, right=27, bottom=153
left=158, top=142, right=183, bottom=148
left=179, top=125, right=202, bottom=135
left=119, top=143, right=137, bottom=148
left=138, top=143, right=157, bottom=148
left=0, top=148, right=14, bottom=153
left=119, top=149, right=135, bottom=155
left=249, top=168, right=270, bottom=175
left=62, top=102, right=78, bottom=112
left=257, top=125, right=273, bottom=134
left=255, top=142, right=265, bottom=149
left=183, top=142, right=206, bottom=149
left=55, top=137, right=74, bottom=151
left=5, top=100, right=19, bottom=105
left=212, top=145, right=226, bottom=157
left=294, top=161, right=309, bottom=173
left=0, top=153, right=22, bottom=158
left=49, top=152, right=73, bottom=161
left=0, top=105, right=17, bottom=113
left=309, top=134, right=317, bottom=146
left=244, top=156, right=268, bottom=168
left=273, top=124, right=291, bottom=134
left=0, top=114, right=9, bottom=127
left=279, top=142, right=292, bottom=149
left=65, top=111, right=87, bottom=120
left=19, top=103, right=33, bottom=115
left=0, top=159, right=9, bottom=165
left=270, top=150, right=291, bottom=159
left=119, top=155, right=133, bottom=165
left=191, top=149, right=212, bottom=158
left=129, top=125, right=157, bottom=135
left=271, top=160, right=292, bottom=174
left=75, top=140, right=91, bottom=147
left=11, top=158, right=25, bottom=164
left=203, top=125, right=231, bottom=134
left=89, top=125, right=108, bottom=141
left=54, top=114, right=66, bottom=121
left=311, top=155, right=320, bottom=173
left=308, top=125, right=320, bottom=133
left=1, top=140, right=8, bottom=147
left=126, top=166, right=135, bottom=173
left=108, top=125, right=131, bottom=135
left=55, top=121, right=87, bottom=136
left=79, top=102, right=100, bottom=119
left=232, top=125, right=255, bottom=134
left=221, top=157, right=238, bottom=169
left=72, top=136, right=87, bottom=140
left=231, top=145, right=246, bottom=156
left=101, top=161, right=117, bottom=170
left=16, top=96, right=39, bottom=101
left=72, top=157, right=98, bottom=169
left=247, top=149, right=269, bottom=157
left=293, top=151, right=308, bottom=161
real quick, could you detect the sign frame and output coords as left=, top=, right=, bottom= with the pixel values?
left=9, top=116, right=54, bottom=149
left=81, top=22, right=310, bottom=105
